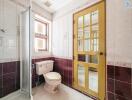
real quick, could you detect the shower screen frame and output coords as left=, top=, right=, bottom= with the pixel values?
left=20, top=7, right=32, bottom=98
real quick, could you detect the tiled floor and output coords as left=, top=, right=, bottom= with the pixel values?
left=32, top=84, right=93, bottom=100
left=1, top=90, right=30, bottom=100
left=1, top=84, right=93, bottom=100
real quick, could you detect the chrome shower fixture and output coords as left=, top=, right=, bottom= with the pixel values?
left=0, top=29, right=6, bottom=33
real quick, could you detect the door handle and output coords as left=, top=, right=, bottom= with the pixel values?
left=99, top=52, right=104, bottom=55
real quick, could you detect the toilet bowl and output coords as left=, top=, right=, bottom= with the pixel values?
left=44, top=72, right=61, bottom=93
left=36, top=60, right=61, bottom=94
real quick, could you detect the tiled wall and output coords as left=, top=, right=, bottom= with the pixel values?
left=32, top=57, right=54, bottom=87
left=54, top=58, right=73, bottom=87
left=32, top=57, right=73, bottom=87
left=0, top=61, right=20, bottom=98
left=1, top=57, right=132, bottom=100
left=107, top=65, right=132, bottom=100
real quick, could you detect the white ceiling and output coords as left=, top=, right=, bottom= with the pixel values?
left=33, top=0, right=73, bottom=13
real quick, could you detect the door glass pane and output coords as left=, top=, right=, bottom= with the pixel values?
left=78, top=40, right=83, bottom=51
left=78, top=16, right=83, bottom=28
left=78, top=54, right=98, bottom=64
left=84, top=27, right=90, bottom=38
left=93, top=39, right=97, bottom=52
left=88, top=68, right=98, bottom=92
left=92, top=24, right=99, bottom=32
left=93, top=31, right=98, bottom=38
left=84, top=14, right=90, bottom=26
left=84, top=39, right=90, bottom=51
left=78, top=28, right=83, bottom=39
left=92, top=38, right=99, bottom=52
left=78, top=64, right=85, bottom=87
left=91, top=10, right=98, bottom=24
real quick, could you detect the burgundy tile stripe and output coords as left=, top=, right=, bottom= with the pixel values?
left=0, top=61, right=20, bottom=98
left=54, top=58, right=73, bottom=86
left=2, top=57, right=131, bottom=100
left=32, top=57, right=54, bottom=87
left=32, top=57, right=73, bottom=87
left=107, top=65, right=132, bottom=100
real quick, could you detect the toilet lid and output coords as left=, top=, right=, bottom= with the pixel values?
left=45, top=72, right=61, bottom=80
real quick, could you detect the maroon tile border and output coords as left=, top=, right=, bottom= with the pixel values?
left=1, top=58, right=132, bottom=100
left=107, top=92, right=114, bottom=100
left=0, top=64, right=2, bottom=77
left=0, top=61, right=20, bottom=98
left=3, top=62, right=16, bottom=74
left=115, top=66, right=131, bottom=83
left=107, top=65, right=115, bottom=79
left=107, top=65, right=132, bottom=100
left=107, top=78, right=114, bottom=93
left=115, top=94, right=129, bottom=100
left=115, top=80, right=132, bottom=100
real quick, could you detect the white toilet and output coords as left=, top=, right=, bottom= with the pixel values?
left=36, top=60, right=61, bottom=93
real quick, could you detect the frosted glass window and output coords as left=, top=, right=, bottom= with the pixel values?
left=35, top=20, right=47, bottom=35
left=92, top=24, right=99, bottom=32
left=84, top=27, right=90, bottom=38
left=88, top=68, right=98, bottom=92
left=78, top=40, right=83, bottom=51
left=91, top=10, right=99, bottom=24
left=84, top=14, right=90, bottom=26
left=78, top=64, right=85, bottom=87
left=84, top=39, right=90, bottom=51
left=35, top=38, right=47, bottom=52
left=78, top=16, right=83, bottom=28
left=34, top=19, right=48, bottom=52
left=78, top=28, right=83, bottom=39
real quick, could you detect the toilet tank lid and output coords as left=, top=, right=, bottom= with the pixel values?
left=36, top=60, right=54, bottom=65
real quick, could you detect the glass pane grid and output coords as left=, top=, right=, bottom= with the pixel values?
left=78, top=54, right=98, bottom=64
left=78, top=64, right=85, bottom=87
left=88, top=67, right=98, bottom=93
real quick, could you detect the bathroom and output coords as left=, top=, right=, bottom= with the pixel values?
left=0, top=0, right=132, bottom=100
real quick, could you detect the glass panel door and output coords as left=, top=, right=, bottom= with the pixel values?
left=73, top=1, right=105, bottom=100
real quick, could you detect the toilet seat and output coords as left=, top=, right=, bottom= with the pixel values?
left=45, top=72, right=61, bottom=80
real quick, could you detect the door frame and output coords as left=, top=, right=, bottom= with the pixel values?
left=72, top=1, right=106, bottom=100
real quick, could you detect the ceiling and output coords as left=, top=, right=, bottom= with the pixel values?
left=33, top=0, right=73, bottom=13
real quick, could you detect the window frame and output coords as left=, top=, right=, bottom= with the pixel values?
left=34, top=18, right=49, bottom=52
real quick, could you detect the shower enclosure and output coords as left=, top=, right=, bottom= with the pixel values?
left=0, top=0, right=32, bottom=99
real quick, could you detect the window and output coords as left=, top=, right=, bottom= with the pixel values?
left=34, top=19, right=49, bottom=52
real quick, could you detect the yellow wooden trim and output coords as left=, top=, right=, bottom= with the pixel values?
left=73, top=1, right=106, bottom=100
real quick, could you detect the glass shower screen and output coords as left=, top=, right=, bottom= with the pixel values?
left=20, top=7, right=32, bottom=98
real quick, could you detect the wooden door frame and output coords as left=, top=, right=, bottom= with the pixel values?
left=72, top=1, right=106, bottom=100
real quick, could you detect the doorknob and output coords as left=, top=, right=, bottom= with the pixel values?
left=99, top=52, right=104, bottom=55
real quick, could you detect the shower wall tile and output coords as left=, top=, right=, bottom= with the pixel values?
left=3, top=84, right=16, bottom=96
left=0, top=76, right=2, bottom=88
left=3, top=73, right=16, bottom=88
left=0, top=61, right=20, bottom=98
left=0, top=64, right=2, bottom=76
left=3, top=62, right=16, bottom=74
